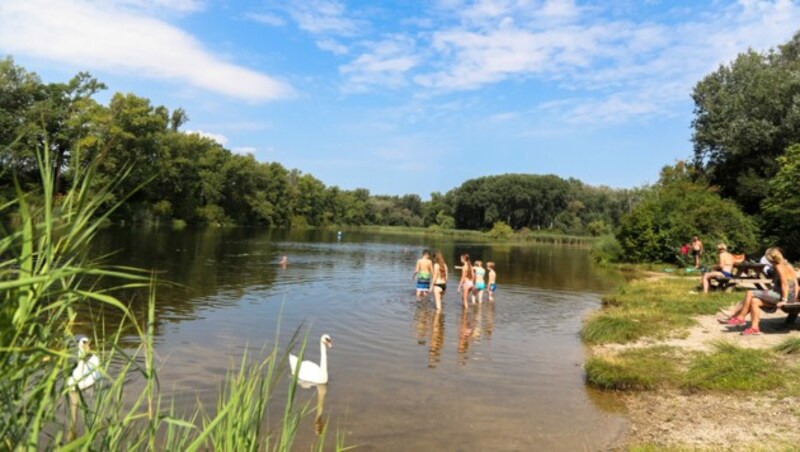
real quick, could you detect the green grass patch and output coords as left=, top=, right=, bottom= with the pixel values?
left=774, top=338, right=800, bottom=355
left=683, top=342, right=786, bottom=391
left=581, top=309, right=684, bottom=345
left=584, top=346, right=678, bottom=390
left=583, top=277, right=739, bottom=345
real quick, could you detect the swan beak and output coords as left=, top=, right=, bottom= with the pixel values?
left=326, top=339, right=333, bottom=348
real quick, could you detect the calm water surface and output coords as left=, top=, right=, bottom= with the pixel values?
left=90, top=227, right=628, bottom=450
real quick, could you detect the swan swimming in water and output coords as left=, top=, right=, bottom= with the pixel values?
left=289, top=334, right=333, bottom=385
left=66, top=335, right=101, bottom=391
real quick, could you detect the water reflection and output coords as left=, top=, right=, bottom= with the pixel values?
left=315, top=383, right=327, bottom=435
left=429, top=310, right=444, bottom=369
left=412, top=303, right=447, bottom=368
left=457, top=307, right=475, bottom=366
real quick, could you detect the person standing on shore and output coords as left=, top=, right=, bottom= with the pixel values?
left=412, top=250, right=433, bottom=301
left=691, top=236, right=704, bottom=269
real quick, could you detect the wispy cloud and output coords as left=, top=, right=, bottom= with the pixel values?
left=339, top=35, right=420, bottom=92
left=112, top=0, right=205, bottom=13
left=288, top=0, right=361, bottom=36
left=412, top=0, right=800, bottom=123
left=245, top=12, right=286, bottom=27
left=316, top=39, right=349, bottom=55
left=0, top=0, right=295, bottom=101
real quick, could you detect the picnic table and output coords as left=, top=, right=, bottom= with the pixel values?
left=712, top=262, right=772, bottom=292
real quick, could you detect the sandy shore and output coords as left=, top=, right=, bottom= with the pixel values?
left=594, top=307, right=800, bottom=449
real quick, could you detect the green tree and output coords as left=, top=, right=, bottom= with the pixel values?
left=762, top=144, right=800, bottom=256
left=617, top=164, right=757, bottom=263
left=692, top=31, right=800, bottom=214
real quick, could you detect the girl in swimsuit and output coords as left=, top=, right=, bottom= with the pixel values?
left=472, top=260, right=486, bottom=304
left=432, top=250, right=448, bottom=311
left=458, top=253, right=474, bottom=308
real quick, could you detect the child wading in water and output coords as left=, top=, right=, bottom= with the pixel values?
left=487, top=261, right=497, bottom=302
left=431, top=250, right=448, bottom=311
left=472, top=260, right=487, bottom=304
left=457, top=254, right=474, bottom=308
left=412, top=250, right=433, bottom=301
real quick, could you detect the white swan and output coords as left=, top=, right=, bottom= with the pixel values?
left=66, top=335, right=101, bottom=391
left=289, top=334, right=333, bottom=385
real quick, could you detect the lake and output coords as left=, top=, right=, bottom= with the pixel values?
left=88, top=227, right=628, bottom=450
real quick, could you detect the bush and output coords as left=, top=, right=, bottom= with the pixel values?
left=436, top=212, right=455, bottom=229
left=616, top=166, right=757, bottom=263
left=488, top=220, right=514, bottom=239
left=586, top=219, right=612, bottom=236
left=590, top=235, right=623, bottom=264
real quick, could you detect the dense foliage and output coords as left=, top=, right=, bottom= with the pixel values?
left=616, top=163, right=757, bottom=263
left=762, top=144, right=800, bottom=255
left=692, top=31, right=800, bottom=215
left=0, top=57, right=639, bottom=234
left=450, top=174, right=640, bottom=234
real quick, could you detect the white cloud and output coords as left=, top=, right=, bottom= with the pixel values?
left=289, top=0, right=360, bottom=36
left=185, top=130, right=228, bottom=145
left=112, top=0, right=205, bottom=13
left=0, top=0, right=294, bottom=101
left=340, top=36, right=420, bottom=92
left=246, top=12, right=286, bottom=27
left=413, top=0, right=800, bottom=123
left=316, top=39, right=349, bottom=55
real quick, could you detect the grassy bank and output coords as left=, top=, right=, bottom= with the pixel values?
left=343, top=225, right=597, bottom=246
left=582, top=274, right=800, bottom=394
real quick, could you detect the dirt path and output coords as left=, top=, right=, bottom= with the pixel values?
left=595, top=307, right=800, bottom=449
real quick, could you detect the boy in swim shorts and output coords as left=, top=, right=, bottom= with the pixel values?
left=487, top=261, right=497, bottom=301
left=412, top=250, right=433, bottom=301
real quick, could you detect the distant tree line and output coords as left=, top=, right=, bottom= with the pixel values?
left=0, top=57, right=643, bottom=236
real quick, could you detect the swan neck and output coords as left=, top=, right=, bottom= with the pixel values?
left=319, top=341, right=328, bottom=374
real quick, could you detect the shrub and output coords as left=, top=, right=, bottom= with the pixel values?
left=616, top=166, right=757, bottom=263
left=488, top=220, right=514, bottom=239
left=590, top=235, right=623, bottom=264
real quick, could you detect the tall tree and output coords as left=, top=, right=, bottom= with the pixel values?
left=692, top=30, right=800, bottom=214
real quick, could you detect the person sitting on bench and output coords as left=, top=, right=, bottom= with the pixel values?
left=702, top=243, right=734, bottom=294
left=718, top=247, right=798, bottom=335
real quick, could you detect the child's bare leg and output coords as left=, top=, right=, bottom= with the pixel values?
left=477, top=289, right=485, bottom=304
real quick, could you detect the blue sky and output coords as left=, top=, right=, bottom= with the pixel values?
left=1, top=0, right=799, bottom=197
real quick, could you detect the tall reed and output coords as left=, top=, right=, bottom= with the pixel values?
left=0, top=144, right=342, bottom=450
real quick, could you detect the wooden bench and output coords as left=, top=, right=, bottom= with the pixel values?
left=710, top=277, right=772, bottom=292
left=780, top=302, right=800, bottom=325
